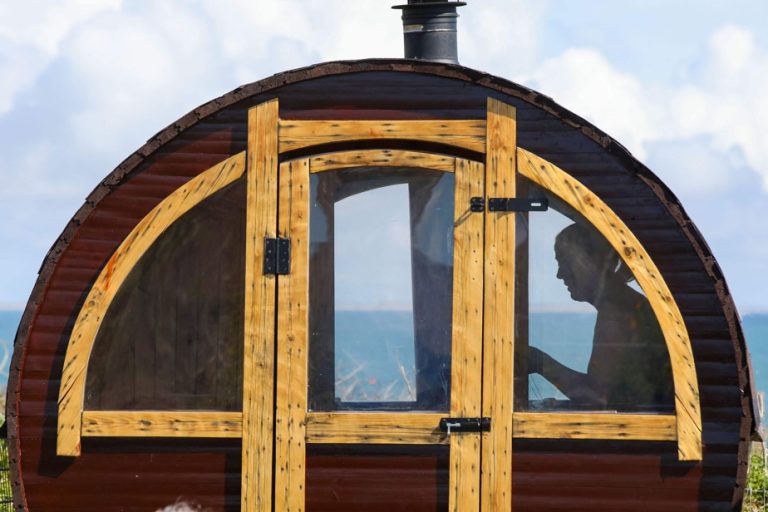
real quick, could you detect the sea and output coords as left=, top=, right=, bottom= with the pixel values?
left=743, top=314, right=768, bottom=425
left=0, top=311, right=18, bottom=389
left=0, top=309, right=765, bottom=425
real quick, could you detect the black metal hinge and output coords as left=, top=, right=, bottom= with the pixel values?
left=470, top=196, right=485, bottom=212
left=488, top=197, right=548, bottom=212
left=263, top=237, right=291, bottom=275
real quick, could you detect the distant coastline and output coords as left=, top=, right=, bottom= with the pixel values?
left=0, top=310, right=765, bottom=426
left=0, top=310, right=20, bottom=412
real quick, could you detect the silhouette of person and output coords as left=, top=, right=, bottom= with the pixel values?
left=528, top=223, right=674, bottom=411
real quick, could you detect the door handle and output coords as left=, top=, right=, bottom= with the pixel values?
left=439, top=417, right=491, bottom=435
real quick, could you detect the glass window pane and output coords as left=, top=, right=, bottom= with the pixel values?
left=335, top=184, right=416, bottom=404
left=515, top=177, right=674, bottom=413
left=309, top=167, right=454, bottom=411
left=85, top=177, right=246, bottom=411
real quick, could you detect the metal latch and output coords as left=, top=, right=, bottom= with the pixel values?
left=488, top=197, right=548, bottom=212
left=263, top=237, right=291, bottom=275
left=471, top=197, right=549, bottom=213
left=439, top=417, right=491, bottom=435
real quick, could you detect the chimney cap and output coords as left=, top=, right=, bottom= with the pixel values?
left=393, top=0, right=465, bottom=64
left=392, top=1, right=466, bottom=9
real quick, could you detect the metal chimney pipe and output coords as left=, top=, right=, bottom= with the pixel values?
left=392, top=1, right=467, bottom=64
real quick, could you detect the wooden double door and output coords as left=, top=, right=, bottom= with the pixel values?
left=242, top=99, right=517, bottom=511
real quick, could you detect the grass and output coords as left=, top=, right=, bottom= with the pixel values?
left=0, top=434, right=11, bottom=511
left=746, top=449, right=768, bottom=511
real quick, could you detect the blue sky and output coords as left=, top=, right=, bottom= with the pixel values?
left=1, top=0, right=767, bottom=314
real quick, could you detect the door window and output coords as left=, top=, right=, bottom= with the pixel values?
left=308, top=167, right=456, bottom=411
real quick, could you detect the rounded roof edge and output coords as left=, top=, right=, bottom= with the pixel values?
left=7, top=61, right=757, bottom=486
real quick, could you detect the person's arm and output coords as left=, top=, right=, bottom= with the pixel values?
left=528, top=346, right=604, bottom=404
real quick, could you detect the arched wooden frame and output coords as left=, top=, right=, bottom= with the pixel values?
left=57, top=152, right=247, bottom=456
left=515, top=148, right=702, bottom=460
left=57, top=98, right=702, bottom=467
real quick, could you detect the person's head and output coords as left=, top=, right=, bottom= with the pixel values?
left=156, top=501, right=203, bottom=512
left=554, top=223, right=628, bottom=304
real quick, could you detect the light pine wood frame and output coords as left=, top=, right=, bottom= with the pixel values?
left=275, top=151, right=485, bottom=512
left=513, top=412, right=676, bottom=441
left=78, top=411, right=676, bottom=442
left=309, top=149, right=456, bottom=173
left=241, top=99, right=280, bottom=512
left=273, top=158, right=310, bottom=511
left=278, top=119, right=487, bottom=153
left=448, top=157, right=485, bottom=511
left=56, top=97, right=704, bottom=512
left=481, top=98, right=516, bottom=511
left=305, top=412, right=447, bottom=444
left=82, top=411, right=242, bottom=438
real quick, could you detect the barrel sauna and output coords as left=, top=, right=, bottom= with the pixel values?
left=7, top=1, right=757, bottom=511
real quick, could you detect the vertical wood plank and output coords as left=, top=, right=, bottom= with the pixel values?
left=274, top=158, right=310, bottom=512
left=242, top=99, right=279, bottom=512
left=174, top=245, right=197, bottom=404
left=218, top=236, right=244, bottom=409
left=481, top=98, right=517, bottom=512
left=155, top=266, right=176, bottom=407
left=448, top=158, right=485, bottom=512
left=133, top=286, right=155, bottom=405
left=193, top=247, right=219, bottom=409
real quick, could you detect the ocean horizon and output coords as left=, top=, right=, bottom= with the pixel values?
left=0, top=309, right=765, bottom=425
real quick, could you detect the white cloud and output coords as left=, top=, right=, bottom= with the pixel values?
left=646, top=137, right=737, bottom=198
left=511, top=24, right=768, bottom=311
left=0, top=45, right=46, bottom=115
left=64, top=7, right=217, bottom=155
left=696, top=26, right=768, bottom=189
left=57, top=0, right=400, bottom=157
left=523, top=47, right=657, bottom=160
left=197, top=0, right=317, bottom=80
left=460, top=0, right=549, bottom=77
left=708, top=24, right=756, bottom=79
left=195, top=0, right=400, bottom=81
left=0, top=0, right=121, bottom=115
left=0, top=0, right=121, bottom=53
left=310, top=0, right=400, bottom=62
left=519, top=24, right=768, bottom=194
left=0, top=1, right=767, bottom=315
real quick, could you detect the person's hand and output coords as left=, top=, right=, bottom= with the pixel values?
left=528, top=346, right=544, bottom=374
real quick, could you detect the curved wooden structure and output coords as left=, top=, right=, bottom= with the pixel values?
left=516, top=148, right=701, bottom=459
left=57, top=152, right=247, bottom=456
left=8, top=60, right=757, bottom=511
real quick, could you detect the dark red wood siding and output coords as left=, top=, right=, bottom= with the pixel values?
left=7, top=61, right=754, bottom=511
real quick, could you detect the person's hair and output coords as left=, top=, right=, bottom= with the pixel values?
left=156, top=501, right=203, bottom=512
left=555, top=223, right=634, bottom=283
